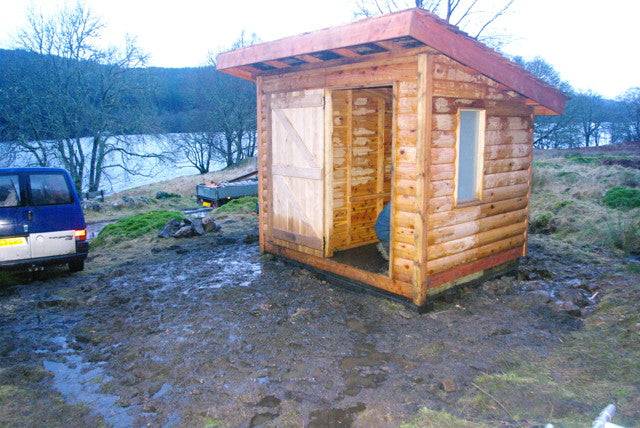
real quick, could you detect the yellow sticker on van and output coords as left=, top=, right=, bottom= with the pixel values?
left=0, top=237, right=27, bottom=247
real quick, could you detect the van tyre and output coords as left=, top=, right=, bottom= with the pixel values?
left=69, top=260, right=85, bottom=273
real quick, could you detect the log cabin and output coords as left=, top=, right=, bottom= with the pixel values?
left=216, top=8, right=566, bottom=306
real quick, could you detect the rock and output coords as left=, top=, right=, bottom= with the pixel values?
left=173, top=225, right=194, bottom=238
left=243, top=233, right=259, bottom=244
left=482, top=277, right=513, bottom=295
left=556, top=288, right=590, bottom=308
left=256, top=395, right=281, bottom=408
left=83, top=200, right=102, bottom=212
left=489, top=327, right=512, bottom=336
left=201, top=216, right=220, bottom=233
left=191, top=218, right=205, bottom=236
left=525, top=289, right=553, bottom=304
left=552, top=300, right=581, bottom=317
left=439, top=378, right=457, bottom=392
left=158, top=219, right=182, bottom=238
left=36, top=298, right=79, bottom=309
left=73, top=326, right=103, bottom=344
left=0, top=338, right=16, bottom=357
left=155, top=191, right=180, bottom=199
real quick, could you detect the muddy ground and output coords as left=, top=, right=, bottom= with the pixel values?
left=1, top=213, right=639, bottom=427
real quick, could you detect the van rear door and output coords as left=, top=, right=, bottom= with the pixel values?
left=26, top=172, right=82, bottom=259
left=0, top=173, right=31, bottom=262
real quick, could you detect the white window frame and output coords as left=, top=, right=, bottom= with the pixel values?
left=454, top=108, right=486, bottom=206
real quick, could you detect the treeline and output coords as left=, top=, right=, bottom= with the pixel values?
left=1, top=4, right=639, bottom=193
left=515, top=57, right=640, bottom=149
left=0, top=4, right=256, bottom=193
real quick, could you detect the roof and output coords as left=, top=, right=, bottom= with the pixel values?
left=216, top=8, right=566, bottom=115
left=0, top=167, right=68, bottom=174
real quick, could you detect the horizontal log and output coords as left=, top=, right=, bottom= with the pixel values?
left=264, top=242, right=414, bottom=298
left=392, top=256, right=415, bottom=283
left=429, top=196, right=528, bottom=229
left=431, top=163, right=455, bottom=181
left=428, top=247, right=523, bottom=289
left=431, top=147, right=455, bottom=164
left=433, top=113, right=455, bottom=131
left=486, top=116, right=531, bottom=131
left=393, top=226, right=417, bottom=245
left=426, top=234, right=525, bottom=274
left=429, top=208, right=528, bottom=245
left=485, top=144, right=531, bottom=160
left=432, top=130, right=455, bottom=148
left=429, top=180, right=454, bottom=197
left=484, top=157, right=530, bottom=174
left=428, top=221, right=526, bottom=261
left=483, top=169, right=529, bottom=189
left=393, top=241, right=417, bottom=260
left=482, top=182, right=529, bottom=203
left=485, top=129, right=530, bottom=146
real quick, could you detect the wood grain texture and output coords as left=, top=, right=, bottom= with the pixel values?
left=270, top=89, right=325, bottom=254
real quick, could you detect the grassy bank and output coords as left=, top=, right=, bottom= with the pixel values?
left=84, top=157, right=257, bottom=223
left=530, top=151, right=640, bottom=255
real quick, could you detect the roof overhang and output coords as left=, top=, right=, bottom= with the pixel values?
left=216, top=8, right=566, bottom=115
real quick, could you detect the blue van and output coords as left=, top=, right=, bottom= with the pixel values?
left=0, top=168, right=88, bottom=272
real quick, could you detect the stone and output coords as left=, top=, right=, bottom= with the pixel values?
left=158, top=219, right=182, bottom=238
left=525, top=289, right=553, bottom=304
left=191, top=218, right=205, bottom=236
left=155, top=191, right=180, bottom=199
left=439, top=378, right=457, bottom=392
left=173, top=225, right=194, bottom=238
left=83, top=200, right=102, bottom=212
left=552, top=300, right=581, bottom=317
left=556, top=288, right=590, bottom=308
left=201, top=216, right=220, bottom=233
left=243, top=233, right=259, bottom=244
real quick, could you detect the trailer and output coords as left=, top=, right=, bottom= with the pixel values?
left=196, top=179, right=258, bottom=208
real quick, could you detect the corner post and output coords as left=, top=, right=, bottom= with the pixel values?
left=413, top=53, right=434, bottom=306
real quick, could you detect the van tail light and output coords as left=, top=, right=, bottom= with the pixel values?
left=74, top=229, right=87, bottom=241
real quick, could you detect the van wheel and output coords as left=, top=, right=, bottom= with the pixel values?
left=69, top=260, right=85, bottom=273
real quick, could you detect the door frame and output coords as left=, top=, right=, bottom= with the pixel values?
left=322, top=83, right=397, bottom=278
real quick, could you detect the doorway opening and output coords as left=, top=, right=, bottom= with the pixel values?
left=326, top=86, right=394, bottom=275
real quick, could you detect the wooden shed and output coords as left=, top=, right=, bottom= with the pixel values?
left=216, top=8, right=566, bottom=306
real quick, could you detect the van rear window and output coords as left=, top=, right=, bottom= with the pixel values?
left=0, top=175, right=21, bottom=207
left=29, top=174, right=74, bottom=206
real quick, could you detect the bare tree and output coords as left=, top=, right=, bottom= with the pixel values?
left=195, top=32, right=257, bottom=167
left=618, top=88, right=640, bottom=143
left=170, top=132, right=227, bottom=174
left=354, top=0, right=514, bottom=46
left=6, top=2, right=162, bottom=192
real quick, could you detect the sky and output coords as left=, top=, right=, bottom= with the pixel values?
left=0, top=0, right=637, bottom=98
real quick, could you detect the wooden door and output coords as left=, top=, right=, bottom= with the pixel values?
left=270, top=89, right=325, bottom=251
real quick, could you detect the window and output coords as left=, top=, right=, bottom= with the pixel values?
left=0, top=175, right=21, bottom=208
left=29, top=174, right=74, bottom=206
left=455, top=109, right=485, bottom=204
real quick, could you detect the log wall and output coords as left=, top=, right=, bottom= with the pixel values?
left=424, top=54, right=534, bottom=292
left=257, top=53, right=422, bottom=298
left=330, top=88, right=392, bottom=252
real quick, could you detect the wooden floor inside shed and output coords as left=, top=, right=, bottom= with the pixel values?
left=330, top=243, right=388, bottom=275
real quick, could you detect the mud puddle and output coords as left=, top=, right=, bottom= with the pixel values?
left=42, top=336, right=134, bottom=427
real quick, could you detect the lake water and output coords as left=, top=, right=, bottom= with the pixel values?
left=2, top=133, right=226, bottom=194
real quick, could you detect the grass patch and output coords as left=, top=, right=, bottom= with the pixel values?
left=529, top=211, right=555, bottom=234
left=215, top=196, right=258, bottom=214
left=565, top=154, right=601, bottom=164
left=0, top=272, right=20, bottom=287
left=462, top=275, right=640, bottom=426
left=603, top=186, right=640, bottom=210
left=92, top=210, right=183, bottom=247
left=401, top=407, right=485, bottom=428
